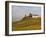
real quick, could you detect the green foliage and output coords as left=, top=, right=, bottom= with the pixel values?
left=23, top=13, right=32, bottom=20
left=29, top=13, right=32, bottom=17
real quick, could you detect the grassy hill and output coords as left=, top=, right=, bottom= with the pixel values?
left=12, top=17, right=41, bottom=31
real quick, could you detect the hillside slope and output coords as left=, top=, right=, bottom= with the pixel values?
left=12, top=18, right=41, bottom=31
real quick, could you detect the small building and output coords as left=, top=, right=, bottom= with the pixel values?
left=32, top=15, right=40, bottom=18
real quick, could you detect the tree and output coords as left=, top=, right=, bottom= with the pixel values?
left=29, top=13, right=32, bottom=17
left=23, top=14, right=27, bottom=20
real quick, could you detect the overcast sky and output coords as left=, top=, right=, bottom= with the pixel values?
left=12, top=5, right=41, bottom=21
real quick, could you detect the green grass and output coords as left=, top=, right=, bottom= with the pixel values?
left=12, top=18, right=41, bottom=31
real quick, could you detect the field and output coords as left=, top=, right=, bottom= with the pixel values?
left=12, top=18, right=41, bottom=31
